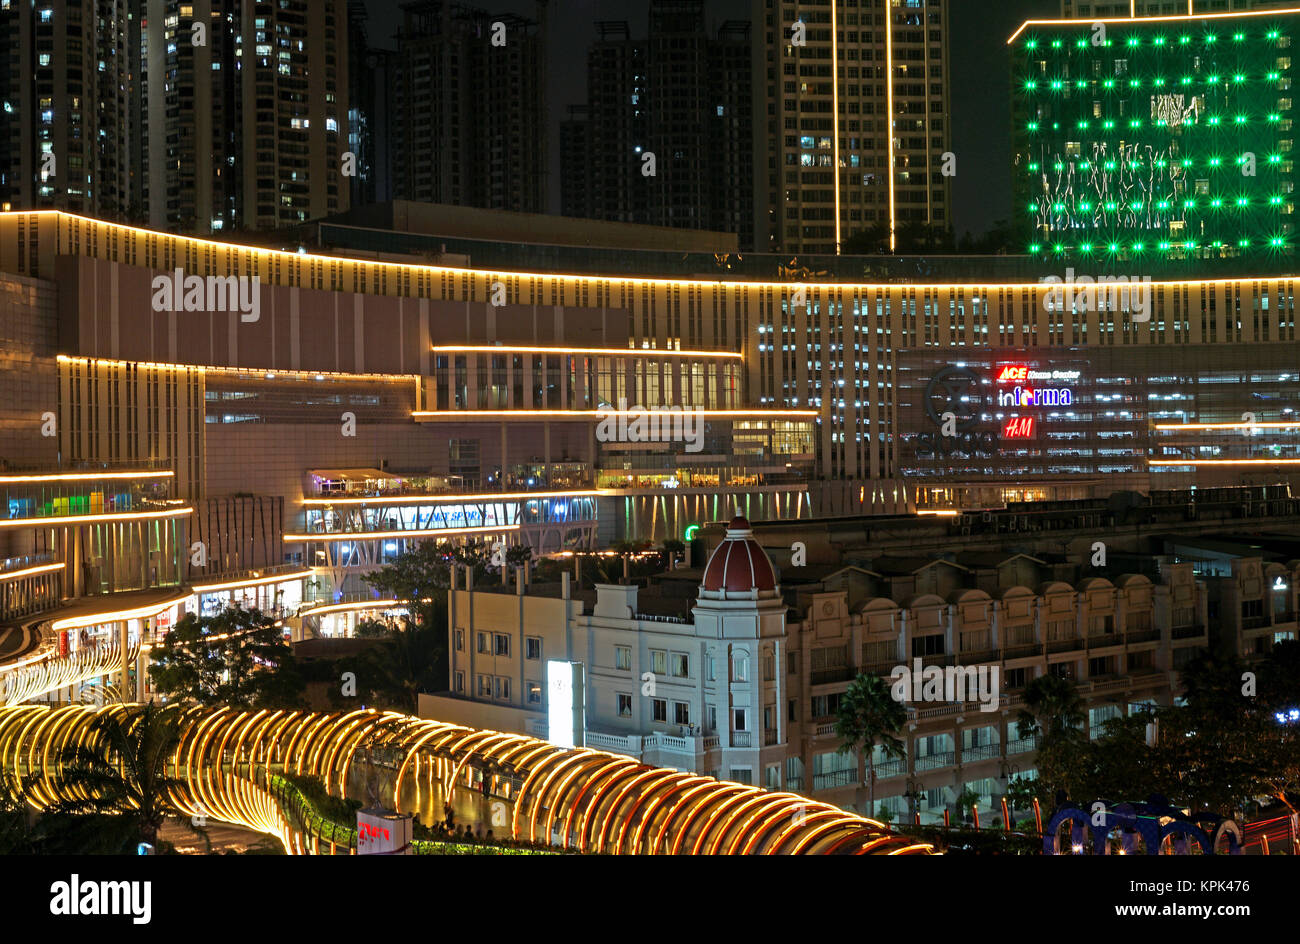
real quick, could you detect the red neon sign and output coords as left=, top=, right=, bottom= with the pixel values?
left=996, top=365, right=1029, bottom=383
left=1002, top=417, right=1035, bottom=439
left=359, top=823, right=391, bottom=842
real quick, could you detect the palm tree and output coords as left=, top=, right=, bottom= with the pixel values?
left=1015, top=674, right=1088, bottom=806
left=835, top=673, right=907, bottom=818
left=1017, top=673, right=1086, bottom=743
left=51, top=703, right=205, bottom=851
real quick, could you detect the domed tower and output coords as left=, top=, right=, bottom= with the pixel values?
left=693, top=516, right=787, bottom=762
left=693, top=516, right=785, bottom=637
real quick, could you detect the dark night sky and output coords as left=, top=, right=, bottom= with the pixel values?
left=363, top=0, right=1058, bottom=239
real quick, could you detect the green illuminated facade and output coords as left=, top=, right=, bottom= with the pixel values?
left=1013, top=14, right=1297, bottom=261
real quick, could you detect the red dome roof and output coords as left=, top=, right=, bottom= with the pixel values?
left=701, top=516, right=777, bottom=593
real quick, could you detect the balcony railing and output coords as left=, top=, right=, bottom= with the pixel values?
left=1241, top=616, right=1271, bottom=631
left=960, top=743, right=1001, bottom=763
left=1006, top=736, right=1040, bottom=755
left=634, top=612, right=690, bottom=625
left=0, top=552, right=58, bottom=575
left=812, top=769, right=857, bottom=791
left=1125, top=629, right=1160, bottom=644
left=957, top=648, right=998, bottom=664
left=914, top=751, right=955, bottom=772
left=1086, top=630, right=1121, bottom=645
left=731, top=732, right=752, bottom=748
left=1172, top=624, right=1206, bottom=640
left=301, top=589, right=389, bottom=609
left=1046, top=638, right=1084, bottom=654
left=193, top=562, right=307, bottom=587
left=1090, top=676, right=1131, bottom=693
left=1002, top=642, right=1041, bottom=660
left=872, top=758, right=905, bottom=779
left=764, top=729, right=779, bottom=746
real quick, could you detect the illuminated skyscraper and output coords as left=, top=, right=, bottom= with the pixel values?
left=563, top=3, right=753, bottom=247
left=0, top=0, right=136, bottom=218
left=391, top=0, right=547, bottom=213
left=755, top=0, right=953, bottom=255
left=0, top=0, right=351, bottom=233
left=1013, top=7, right=1298, bottom=261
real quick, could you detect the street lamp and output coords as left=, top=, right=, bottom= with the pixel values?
left=904, top=778, right=923, bottom=825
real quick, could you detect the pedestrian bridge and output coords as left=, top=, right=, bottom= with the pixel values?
left=0, top=704, right=933, bottom=855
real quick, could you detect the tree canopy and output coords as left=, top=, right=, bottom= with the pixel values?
left=148, top=606, right=303, bottom=708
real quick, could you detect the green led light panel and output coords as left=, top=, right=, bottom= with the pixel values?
left=1014, top=14, right=1296, bottom=261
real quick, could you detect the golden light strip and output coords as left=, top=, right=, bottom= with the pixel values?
left=3, top=210, right=1295, bottom=293
left=0, top=470, right=174, bottom=484
left=0, top=562, right=64, bottom=582
left=300, top=490, right=608, bottom=506
left=296, top=599, right=400, bottom=618
left=0, top=508, right=192, bottom=529
left=431, top=345, right=742, bottom=360
left=0, top=644, right=137, bottom=707
left=56, top=353, right=417, bottom=384
left=410, top=409, right=820, bottom=420
left=885, top=0, right=896, bottom=252
left=832, top=0, right=842, bottom=254
left=283, top=524, right=521, bottom=542
left=50, top=592, right=191, bottom=630
left=1009, top=5, right=1300, bottom=42
left=190, top=569, right=313, bottom=593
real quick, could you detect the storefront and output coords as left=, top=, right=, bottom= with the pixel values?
left=188, top=570, right=309, bottom=622
left=896, top=343, right=1300, bottom=507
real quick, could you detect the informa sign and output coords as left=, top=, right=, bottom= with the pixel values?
left=356, top=808, right=413, bottom=855
left=547, top=660, right=586, bottom=749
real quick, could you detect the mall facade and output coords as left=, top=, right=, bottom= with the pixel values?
left=0, top=207, right=1298, bottom=695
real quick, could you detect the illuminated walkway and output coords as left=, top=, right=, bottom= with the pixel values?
left=0, top=644, right=135, bottom=707
left=0, top=705, right=933, bottom=855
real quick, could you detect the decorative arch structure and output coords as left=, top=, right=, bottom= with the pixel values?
left=0, top=705, right=934, bottom=856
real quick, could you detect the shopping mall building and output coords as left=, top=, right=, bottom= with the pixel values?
left=0, top=192, right=1296, bottom=705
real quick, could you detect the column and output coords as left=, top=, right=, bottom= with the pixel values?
left=119, top=619, right=130, bottom=698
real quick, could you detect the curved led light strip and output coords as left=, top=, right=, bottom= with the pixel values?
left=0, top=705, right=933, bottom=856
left=431, top=345, right=743, bottom=360
left=6, top=209, right=1297, bottom=294
left=0, top=644, right=138, bottom=707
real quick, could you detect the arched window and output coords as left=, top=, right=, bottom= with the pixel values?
left=732, top=648, right=750, bottom=683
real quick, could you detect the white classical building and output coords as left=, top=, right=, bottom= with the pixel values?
left=426, top=517, right=791, bottom=785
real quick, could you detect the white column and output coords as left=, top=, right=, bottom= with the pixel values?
left=119, top=619, right=130, bottom=698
